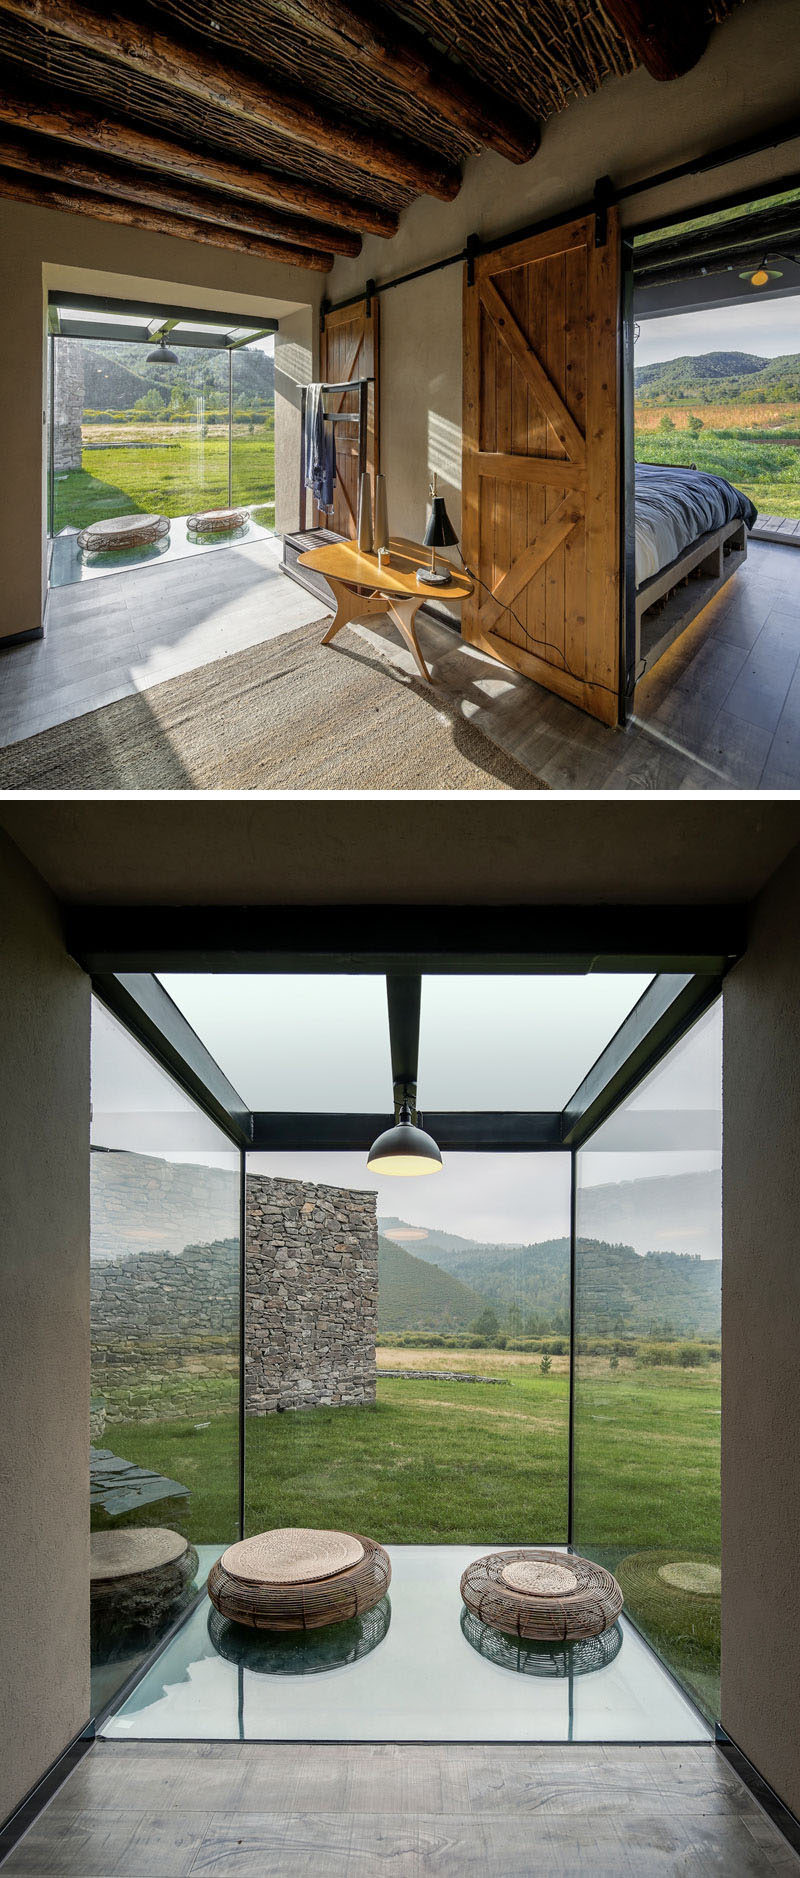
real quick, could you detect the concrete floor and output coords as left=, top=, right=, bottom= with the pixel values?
left=1, top=535, right=798, bottom=789
left=2, top=1740, right=798, bottom=1876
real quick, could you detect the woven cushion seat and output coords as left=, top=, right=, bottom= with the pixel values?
left=460, top=1548, right=623, bottom=1642
left=90, top=1526, right=198, bottom=1632
left=187, top=508, right=248, bottom=533
left=207, top=1526, right=391, bottom=1631
left=77, top=513, right=170, bottom=552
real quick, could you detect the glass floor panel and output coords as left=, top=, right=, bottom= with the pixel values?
left=102, top=1547, right=710, bottom=1744
left=49, top=508, right=275, bottom=588
left=91, top=1544, right=224, bottom=1721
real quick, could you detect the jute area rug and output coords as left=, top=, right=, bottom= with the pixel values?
left=0, top=618, right=546, bottom=791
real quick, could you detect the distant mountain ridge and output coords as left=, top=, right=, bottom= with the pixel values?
left=634, top=349, right=800, bottom=403
left=79, top=341, right=274, bottom=413
left=377, top=1235, right=488, bottom=1334
left=379, top=1194, right=721, bottom=1337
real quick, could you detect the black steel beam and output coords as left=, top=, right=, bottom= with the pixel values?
left=48, top=289, right=278, bottom=332
left=560, top=972, right=723, bottom=1148
left=92, top=972, right=251, bottom=1149
left=250, top=1111, right=564, bottom=1152
left=386, top=974, right=421, bottom=1099
left=66, top=904, right=746, bottom=976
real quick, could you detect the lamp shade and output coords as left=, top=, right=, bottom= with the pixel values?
left=146, top=337, right=178, bottom=364
left=367, top=1104, right=443, bottom=1177
left=422, top=495, right=458, bottom=550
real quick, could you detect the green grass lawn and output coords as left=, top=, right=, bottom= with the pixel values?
left=52, top=432, right=275, bottom=531
left=635, top=426, right=800, bottom=517
left=99, top=1354, right=720, bottom=1718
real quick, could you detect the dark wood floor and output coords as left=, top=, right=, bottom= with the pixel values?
left=2, top=1741, right=798, bottom=1876
left=351, top=537, right=800, bottom=790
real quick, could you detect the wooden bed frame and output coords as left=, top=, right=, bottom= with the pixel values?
left=635, top=509, right=748, bottom=678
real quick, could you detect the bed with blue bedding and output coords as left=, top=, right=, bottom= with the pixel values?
left=635, top=462, right=757, bottom=588
left=634, top=461, right=757, bottom=674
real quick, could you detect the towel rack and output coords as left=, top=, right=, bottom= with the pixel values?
left=299, top=377, right=372, bottom=528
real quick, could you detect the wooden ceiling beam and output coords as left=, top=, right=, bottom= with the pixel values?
left=0, top=130, right=361, bottom=255
left=303, top=0, right=539, bottom=163
left=0, top=166, right=333, bottom=268
left=600, top=1, right=710, bottom=80
left=0, top=91, right=398, bottom=236
left=0, top=0, right=462, bottom=199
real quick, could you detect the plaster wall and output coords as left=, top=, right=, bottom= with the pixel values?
left=0, top=197, right=321, bottom=641
left=0, top=829, right=91, bottom=1826
left=274, top=305, right=316, bottom=535
left=326, top=0, right=800, bottom=567
left=722, top=836, right=800, bottom=1818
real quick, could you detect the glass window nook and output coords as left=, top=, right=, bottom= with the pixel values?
left=87, top=966, right=723, bottom=1745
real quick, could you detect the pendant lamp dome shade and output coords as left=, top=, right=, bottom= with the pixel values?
left=367, top=1102, right=443, bottom=1177
left=147, top=335, right=179, bottom=364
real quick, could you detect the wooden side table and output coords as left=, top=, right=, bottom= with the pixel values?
left=298, top=535, right=473, bottom=683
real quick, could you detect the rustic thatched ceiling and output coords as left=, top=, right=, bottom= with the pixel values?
left=0, top=0, right=746, bottom=272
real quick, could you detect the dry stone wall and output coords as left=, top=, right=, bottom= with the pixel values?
left=246, top=1175, right=378, bottom=1413
left=53, top=338, right=85, bottom=472
left=90, top=1151, right=378, bottom=1420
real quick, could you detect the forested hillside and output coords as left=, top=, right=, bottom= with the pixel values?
left=377, top=1236, right=488, bottom=1334
left=77, top=340, right=274, bottom=413
left=379, top=1219, right=721, bottom=1336
left=634, top=350, right=800, bottom=404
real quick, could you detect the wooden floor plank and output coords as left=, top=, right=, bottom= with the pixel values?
left=4, top=1742, right=797, bottom=1878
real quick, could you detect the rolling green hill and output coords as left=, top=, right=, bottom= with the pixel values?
left=379, top=1216, right=720, bottom=1337
left=78, top=341, right=274, bottom=414
left=377, top=1235, right=488, bottom=1335
left=634, top=350, right=800, bottom=404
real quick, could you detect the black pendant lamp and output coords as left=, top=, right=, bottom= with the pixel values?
left=146, top=334, right=179, bottom=364
left=367, top=1097, right=443, bottom=1177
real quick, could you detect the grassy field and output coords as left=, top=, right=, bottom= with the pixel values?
left=52, top=424, right=275, bottom=531
left=100, top=1345, right=720, bottom=1715
left=635, top=404, right=800, bottom=517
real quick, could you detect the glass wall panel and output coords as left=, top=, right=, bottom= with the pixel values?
left=574, top=1001, right=722, bottom=1719
left=244, top=1149, right=570, bottom=1545
left=90, top=999, right=241, bottom=1716
left=231, top=336, right=275, bottom=528
left=52, top=338, right=231, bottom=537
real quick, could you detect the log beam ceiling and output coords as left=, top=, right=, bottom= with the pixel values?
left=298, top=0, right=539, bottom=162
left=0, top=92, right=397, bottom=237
left=0, top=0, right=461, bottom=199
left=0, top=0, right=723, bottom=265
left=0, top=131, right=361, bottom=256
left=0, top=166, right=332, bottom=267
left=600, top=0, right=710, bottom=81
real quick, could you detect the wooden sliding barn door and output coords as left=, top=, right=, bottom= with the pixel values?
left=462, top=212, right=621, bottom=726
left=319, top=296, right=380, bottom=539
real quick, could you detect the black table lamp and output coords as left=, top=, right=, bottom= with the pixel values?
left=417, top=473, right=458, bottom=586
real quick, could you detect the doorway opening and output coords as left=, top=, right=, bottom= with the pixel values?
left=622, top=181, right=800, bottom=786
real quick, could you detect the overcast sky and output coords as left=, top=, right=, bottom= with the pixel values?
left=635, top=295, right=800, bottom=367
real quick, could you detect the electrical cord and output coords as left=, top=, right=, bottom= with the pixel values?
left=455, top=548, right=634, bottom=700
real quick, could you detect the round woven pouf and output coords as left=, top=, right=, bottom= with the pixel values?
left=460, top=1548, right=623, bottom=1642
left=207, top=1527, right=391, bottom=1632
left=186, top=507, right=248, bottom=535
left=77, top=513, right=170, bottom=552
left=90, top=1527, right=198, bottom=1633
